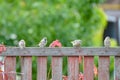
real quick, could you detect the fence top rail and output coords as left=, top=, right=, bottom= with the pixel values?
left=1, top=47, right=120, bottom=56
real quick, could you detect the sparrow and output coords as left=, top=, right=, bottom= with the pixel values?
left=18, top=39, right=25, bottom=49
left=38, top=37, right=47, bottom=47
left=71, top=40, right=82, bottom=47
left=104, top=36, right=111, bottom=48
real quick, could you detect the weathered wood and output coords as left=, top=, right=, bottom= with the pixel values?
left=1, top=47, right=120, bottom=56
left=115, top=56, right=120, bottom=80
left=37, top=57, right=47, bottom=80
left=68, top=56, right=79, bottom=80
left=2, top=47, right=120, bottom=80
left=84, top=56, right=94, bottom=80
left=52, top=57, right=62, bottom=80
left=4, top=56, right=16, bottom=80
left=98, top=56, right=110, bottom=80
left=21, top=57, right=32, bottom=80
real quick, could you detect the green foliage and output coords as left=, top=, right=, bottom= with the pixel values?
left=0, top=0, right=106, bottom=47
left=0, top=0, right=107, bottom=80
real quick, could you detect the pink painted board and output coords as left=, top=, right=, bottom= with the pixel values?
left=37, top=57, right=47, bottom=80
left=52, top=57, right=62, bottom=80
left=4, top=56, right=16, bottom=80
left=98, top=56, right=110, bottom=80
left=21, top=57, right=32, bottom=80
left=68, top=56, right=79, bottom=80
left=0, top=73, right=3, bottom=80
left=84, top=56, right=94, bottom=80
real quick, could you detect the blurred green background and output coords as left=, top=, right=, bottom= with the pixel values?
left=0, top=0, right=106, bottom=46
left=0, top=0, right=117, bottom=80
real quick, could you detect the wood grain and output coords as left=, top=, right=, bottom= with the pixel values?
left=115, top=56, right=120, bottom=80
left=37, top=56, right=47, bottom=80
left=21, top=56, right=32, bottom=80
left=1, top=47, right=120, bottom=56
left=52, top=57, right=62, bottom=80
left=84, top=56, right=94, bottom=80
left=98, top=56, right=110, bottom=80
left=2, top=47, right=120, bottom=80
left=4, top=56, right=16, bottom=80
left=68, top=56, right=79, bottom=80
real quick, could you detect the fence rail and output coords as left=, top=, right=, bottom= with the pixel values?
left=1, top=47, right=120, bottom=56
left=0, top=47, right=120, bottom=80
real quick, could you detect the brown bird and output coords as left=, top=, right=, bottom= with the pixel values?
left=18, top=39, right=26, bottom=49
left=104, top=36, right=111, bottom=48
left=38, top=37, right=47, bottom=47
left=71, top=40, right=82, bottom=47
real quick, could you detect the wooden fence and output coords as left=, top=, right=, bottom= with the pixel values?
left=1, top=47, right=120, bottom=80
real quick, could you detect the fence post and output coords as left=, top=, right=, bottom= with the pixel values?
left=21, top=56, right=32, bottom=80
left=84, top=56, right=94, bottom=80
left=115, top=56, right=120, bottom=80
left=4, top=56, right=16, bottom=80
left=37, top=56, right=47, bottom=80
left=52, top=56, right=62, bottom=80
left=98, top=56, right=110, bottom=80
left=0, top=71, right=3, bottom=80
left=68, top=56, right=79, bottom=80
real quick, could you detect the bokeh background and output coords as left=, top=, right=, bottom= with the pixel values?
left=0, top=0, right=120, bottom=80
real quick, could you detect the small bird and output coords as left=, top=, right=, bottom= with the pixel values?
left=104, top=36, right=111, bottom=48
left=38, top=37, right=47, bottom=47
left=71, top=40, right=82, bottom=47
left=18, top=39, right=26, bottom=49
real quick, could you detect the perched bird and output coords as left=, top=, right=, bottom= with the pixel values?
left=18, top=39, right=25, bottom=49
left=104, top=36, right=111, bottom=48
left=71, top=40, right=82, bottom=47
left=49, top=40, right=62, bottom=47
left=38, top=37, right=47, bottom=47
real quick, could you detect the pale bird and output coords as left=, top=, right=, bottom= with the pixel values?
left=71, top=40, right=82, bottom=47
left=104, top=36, right=111, bottom=48
left=18, top=39, right=25, bottom=49
left=38, top=37, right=47, bottom=47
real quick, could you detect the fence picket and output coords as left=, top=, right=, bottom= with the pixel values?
left=4, top=56, right=16, bottom=80
left=115, top=56, right=120, bottom=80
left=68, top=56, right=79, bottom=80
left=98, top=56, right=110, bottom=80
left=21, top=57, right=32, bottom=80
left=0, top=72, right=3, bottom=80
left=52, top=57, right=62, bottom=80
left=2, top=47, right=120, bottom=80
left=37, top=57, right=47, bottom=80
left=84, top=56, right=94, bottom=80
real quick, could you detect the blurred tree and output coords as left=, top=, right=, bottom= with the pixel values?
left=0, top=0, right=106, bottom=47
left=0, top=0, right=106, bottom=79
